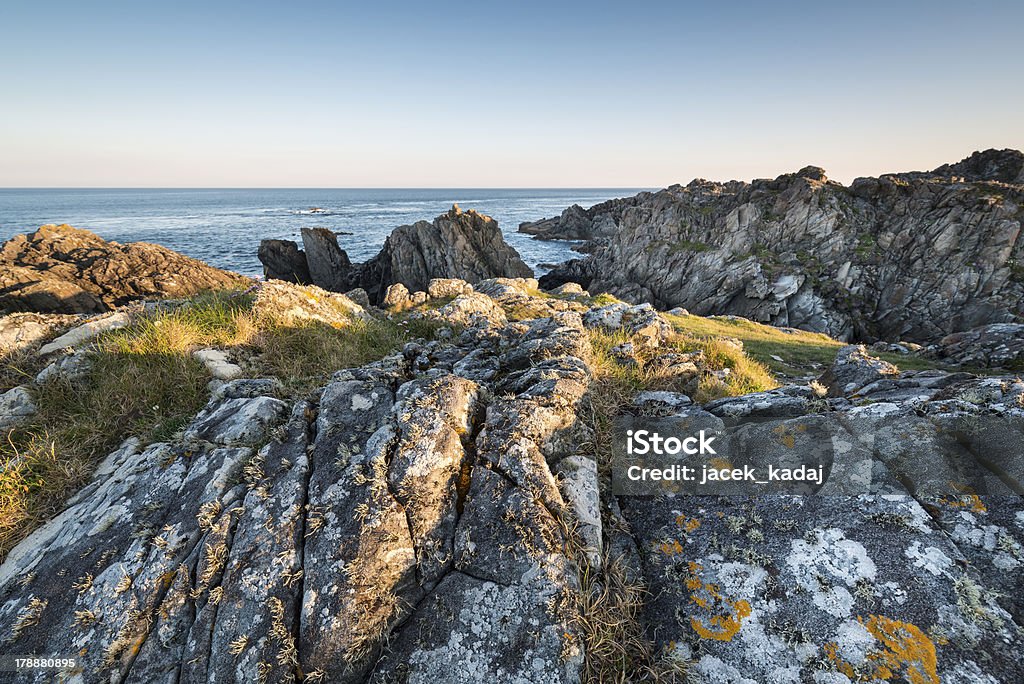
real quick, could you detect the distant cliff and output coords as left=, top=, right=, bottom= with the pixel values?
left=527, top=149, right=1024, bottom=344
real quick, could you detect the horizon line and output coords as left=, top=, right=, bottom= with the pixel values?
left=0, top=186, right=652, bottom=191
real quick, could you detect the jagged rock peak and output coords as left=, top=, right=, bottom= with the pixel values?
left=929, top=148, right=1024, bottom=185
left=258, top=206, right=533, bottom=304
left=528, top=149, right=1024, bottom=345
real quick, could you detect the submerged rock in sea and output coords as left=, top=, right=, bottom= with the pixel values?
left=0, top=224, right=249, bottom=314
left=258, top=205, right=533, bottom=304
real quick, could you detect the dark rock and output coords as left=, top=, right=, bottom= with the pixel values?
left=537, top=257, right=596, bottom=291
left=930, top=148, right=1024, bottom=185
left=0, top=224, right=249, bottom=314
left=301, top=227, right=353, bottom=291
left=257, top=238, right=310, bottom=284
left=526, top=149, right=1024, bottom=344
left=344, top=287, right=371, bottom=309
left=258, top=205, right=533, bottom=305
left=519, top=198, right=637, bottom=241
left=360, top=205, right=532, bottom=303
left=819, top=344, right=901, bottom=398
left=927, top=322, right=1024, bottom=368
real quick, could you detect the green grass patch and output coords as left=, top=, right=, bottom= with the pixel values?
left=664, top=312, right=947, bottom=376
left=1, top=287, right=440, bottom=559
left=1, top=351, right=209, bottom=558
left=668, top=239, right=711, bottom=254
left=666, top=312, right=842, bottom=377
left=582, top=326, right=778, bottom=470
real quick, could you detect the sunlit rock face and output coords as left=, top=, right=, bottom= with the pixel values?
left=530, top=149, right=1024, bottom=345
left=0, top=279, right=1021, bottom=683
left=0, top=224, right=249, bottom=314
left=259, top=205, right=533, bottom=305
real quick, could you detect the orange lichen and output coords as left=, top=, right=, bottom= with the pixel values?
left=940, top=484, right=987, bottom=514
left=675, top=515, right=701, bottom=533
left=658, top=539, right=684, bottom=556
left=825, top=615, right=939, bottom=684
left=772, top=423, right=808, bottom=449
left=684, top=562, right=752, bottom=642
left=823, top=642, right=856, bottom=679
left=862, top=615, right=939, bottom=684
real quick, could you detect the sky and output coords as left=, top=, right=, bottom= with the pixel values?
left=1, top=0, right=1022, bottom=188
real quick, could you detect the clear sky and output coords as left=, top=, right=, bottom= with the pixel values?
left=1, top=0, right=1022, bottom=188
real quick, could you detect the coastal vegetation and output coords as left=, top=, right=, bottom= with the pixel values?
left=663, top=312, right=936, bottom=376
left=0, top=289, right=435, bottom=558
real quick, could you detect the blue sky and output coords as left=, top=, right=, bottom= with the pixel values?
left=1, top=1, right=1021, bottom=187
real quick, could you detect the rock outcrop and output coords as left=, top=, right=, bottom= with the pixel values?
left=0, top=280, right=1021, bottom=682
left=258, top=205, right=533, bottom=304
left=925, top=322, right=1024, bottom=369
left=0, top=224, right=249, bottom=314
left=518, top=202, right=630, bottom=241
left=529, top=149, right=1024, bottom=345
left=257, top=239, right=310, bottom=285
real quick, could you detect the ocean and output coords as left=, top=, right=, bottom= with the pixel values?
left=0, top=188, right=638, bottom=277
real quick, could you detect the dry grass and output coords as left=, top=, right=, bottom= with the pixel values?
left=663, top=312, right=946, bottom=376
left=0, top=349, right=210, bottom=557
left=0, top=347, right=49, bottom=394
left=682, top=336, right=779, bottom=403
left=569, top=550, right=689, bottom=683
left=557, top=484, right=688, bottom=681
left=566, top=326, right=778, bottom=681
left=587, top=326, right=777, bottom=409
left=0, top=288, right=440, bottom=559
left=572, top=325, right=774, bottom=678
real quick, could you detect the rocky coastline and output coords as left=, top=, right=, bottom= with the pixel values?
left=525, top=149, right=1024, bottom=350
left=0, top=155, right=1022, bottom=682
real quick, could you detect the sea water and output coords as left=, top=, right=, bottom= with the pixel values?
left=0, top=188, right=639, bottom=277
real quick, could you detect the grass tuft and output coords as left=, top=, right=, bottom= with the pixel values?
left=1, top=286, right=439, bottom=559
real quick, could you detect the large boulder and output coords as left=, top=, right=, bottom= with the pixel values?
left=0, top=224, right=248, bottom=314
left=301, top=227, right=353, bottom=291
left=819, top=344, right=901, bottom=398
left=256, top=239, right=310, bottom=284
left=258, top=205, right=533, bottom=304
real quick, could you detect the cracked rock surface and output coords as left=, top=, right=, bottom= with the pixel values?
left=1, top=281, right=1022, bottom=683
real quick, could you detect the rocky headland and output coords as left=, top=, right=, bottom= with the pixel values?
left=527, top=149, right=1024, bottom=350
left=0, top=167, right=1021, bottom=682
left=0, top=224, right=249, bottom=314
left=259, top=205, right=534, bottom=305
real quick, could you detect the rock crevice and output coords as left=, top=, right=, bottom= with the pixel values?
left=1, top=279, right=1022, bottom=682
